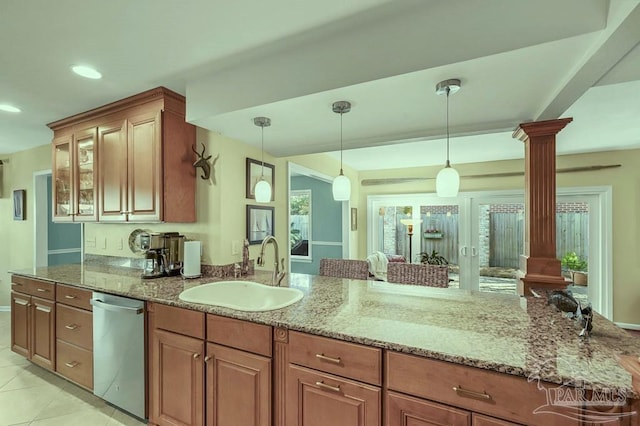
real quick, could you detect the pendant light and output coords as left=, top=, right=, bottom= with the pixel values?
left=332, top=101, right=351, bottom=201
left=253, top=116, right=272, bottom=203
left=435, top=79, right=461, bottom=197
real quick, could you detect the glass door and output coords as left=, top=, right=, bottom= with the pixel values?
left=73, top=128, right=97, bottom=221
left=52, top=135, right=73, bottom=221
left=466, top=197, right=525, bottom=294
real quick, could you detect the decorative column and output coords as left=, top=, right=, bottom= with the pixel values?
left=512, top=118, right=572, bottom=296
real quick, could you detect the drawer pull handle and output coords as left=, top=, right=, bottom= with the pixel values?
left=12, top=282, right=22, bottom=286
left=65, top=324, right=78, bottom=330
left=453, top=386, right=491, bottom=401
left=193, top=353, right=200, bottom=359
left=65, top=361, right=79, bottom=368
left=64, top=295, right=77, bottom=299
left=315, top=381, right=341, bottom=393
left=14, top=299, right=29, bottom=306
left=36, top=306, right=51, bottom=313
left=37, top=288, right=48, bottom=292
left=315, top=353, right=341, bottom=364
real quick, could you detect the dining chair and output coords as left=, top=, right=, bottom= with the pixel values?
left=319, top=258, right=369, bottom=280
left=386, top=263, right=449, bottom=287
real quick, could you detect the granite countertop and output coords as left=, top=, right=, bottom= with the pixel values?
left=11, top=263, right=640, bottom=398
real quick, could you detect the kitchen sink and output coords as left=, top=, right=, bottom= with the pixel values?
left=178, top=280, right=303, bottom=312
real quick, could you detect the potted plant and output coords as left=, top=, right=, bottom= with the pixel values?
left=560, top=251, right=588, bottom=286
left=420, top=250, right=448, bottom=265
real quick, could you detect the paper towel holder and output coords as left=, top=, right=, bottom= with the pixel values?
left=181, top=240, right=202, bottom=279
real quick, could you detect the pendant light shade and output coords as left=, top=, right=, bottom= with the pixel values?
left=332, top=101, right=351, bottom=201
left=254, top=178, right=272, bottom=203
left=435, top=79, right=461, bottom=198
left=253, top=116, right=272, bottom=203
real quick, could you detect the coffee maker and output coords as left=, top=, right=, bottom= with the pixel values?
left=140, top=232, right=185, bottom=278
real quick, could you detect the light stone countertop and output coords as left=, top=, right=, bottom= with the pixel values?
left=11, top=263, right=640, bottom=399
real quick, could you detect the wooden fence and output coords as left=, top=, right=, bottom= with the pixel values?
left=393, top=212, right=588, bottom=268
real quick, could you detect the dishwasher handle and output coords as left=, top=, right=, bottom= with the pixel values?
left=90, top=298, right=143, bottom=315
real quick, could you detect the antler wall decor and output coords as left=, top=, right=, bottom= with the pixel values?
left=192, top=143, right=213, bottom=180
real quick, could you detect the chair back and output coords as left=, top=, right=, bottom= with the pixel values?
left=319, top=258, right=369, bottom=280
left=386, top=263, right=449, bottom=287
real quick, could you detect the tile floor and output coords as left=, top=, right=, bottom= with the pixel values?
left=0, top=312, right=146, bottom=425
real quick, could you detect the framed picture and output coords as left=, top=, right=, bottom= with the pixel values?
left=246, top=205, right=275, bottom=245
left=351, top=207, right=357, bottom=231
left=13, top=189, right=25, bottom=220
left=246, top=157, right=275, bottom=201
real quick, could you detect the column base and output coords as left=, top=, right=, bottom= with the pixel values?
left=516, top=270, right=568, bottom=296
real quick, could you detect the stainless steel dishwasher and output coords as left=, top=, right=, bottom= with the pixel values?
left=90, top=292, right=145, bottom=419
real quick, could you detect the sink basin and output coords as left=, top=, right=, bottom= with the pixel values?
left=178, top=281, right=303, bottom=312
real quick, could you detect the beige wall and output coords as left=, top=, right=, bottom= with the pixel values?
left=358, top=149, right=640, bottom=325
left=2, top=131, right=637, bottom=326
left=0, top=144, right=52, bottom=306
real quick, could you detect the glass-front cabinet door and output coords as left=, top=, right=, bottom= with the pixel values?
left=53, top=135, right=73, bottom=221
left=73, top=128, right=97, bottom=221
left=52, top=128, right=97, bottom=222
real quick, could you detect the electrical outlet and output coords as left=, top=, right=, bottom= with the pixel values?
left=85, top=237, right=96, bottom=248
left=117, top=238, right=123, bottom=250
left=102, top=237, right=107, bottom=249
left=232, top=240, right=241, bottom=255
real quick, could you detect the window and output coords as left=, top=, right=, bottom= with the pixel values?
left=290, top=190, right=311, bottom=259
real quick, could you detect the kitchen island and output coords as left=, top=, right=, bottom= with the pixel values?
left=11, top=263, right=640, bottom=425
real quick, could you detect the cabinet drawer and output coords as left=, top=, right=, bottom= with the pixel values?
left=288, top=331, right=382, bottom=385
left=11, top=276, right=55, bottom=300
left=56, top=340, right=93, bottom=390
left=56, top=304, right=93, bottom=351
left=207, top=314, right=272, bottom=357
left=150, top=302, right=205, bottom=339
left=385, top=352, right=578, bottom=426
left=56, top=284, right=92, bottom=311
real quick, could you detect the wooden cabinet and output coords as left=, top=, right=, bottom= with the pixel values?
left=52, top=127, right=97, bottom=221
left=148, top=306, right=274, bottom=426
left=386, top=391, right=471, bottom=426
left=281, top=330, right=382, bottom=426
left=287, top=364, right=380, bottom=426
left=48, top=86, right=196, bottom=223
left=10, top=276, right=56, bottom=371
left=386, top=351, right=577, bottom=426
left=148, top=302, right=206, bottom=426
left=206, top=343, right=271, bottom=426
left=55, top=284, right=93, bottom=390
left=205, top=314, right=272, bottom=426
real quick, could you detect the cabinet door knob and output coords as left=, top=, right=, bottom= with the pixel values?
left=204, top=356, right=212, bottom=362
left=193, top=353, right=200, bottom=359
left=453, top=386, right=491, bottom=401
left=315, top=353, right=341, bottom=364
left=315, top=381, right=341, bottom=393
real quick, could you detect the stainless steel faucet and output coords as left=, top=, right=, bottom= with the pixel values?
left=257, top=236, right=286, bottom=286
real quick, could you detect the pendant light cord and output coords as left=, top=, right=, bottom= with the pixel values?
left=446, top=86, right=451, bottom=168
left=339, top=111, right=344, bottom=175
left=260, top=125, right=265, bottom=177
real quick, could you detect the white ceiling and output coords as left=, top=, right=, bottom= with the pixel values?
left=1, top=0, right=639, bottom=171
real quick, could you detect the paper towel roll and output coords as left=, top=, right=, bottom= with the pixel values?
left=182, top=241, right=201, bottom=278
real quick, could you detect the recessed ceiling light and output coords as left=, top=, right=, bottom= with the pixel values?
left=71, top=65, right=102, bottom=79
left=0, top=104, right=21, bottom=113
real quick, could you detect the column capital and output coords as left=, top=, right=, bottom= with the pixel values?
left=513, top=117, right=573, bottom=142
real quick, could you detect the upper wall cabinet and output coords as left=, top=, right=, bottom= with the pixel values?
left=48, top=87, right=196, bottom=223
